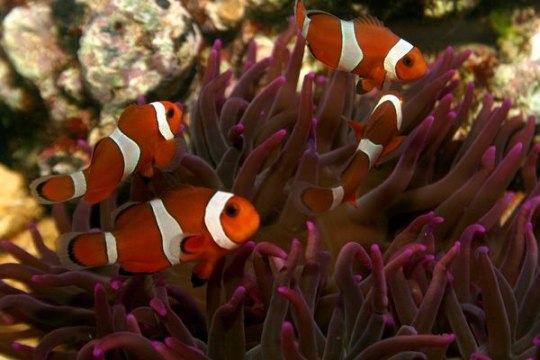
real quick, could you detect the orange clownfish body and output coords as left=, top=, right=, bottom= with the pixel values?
left=301, top=91, right=404, bottom=213
left=30, top=101, right=184, bottom=205
left=294, top=0, right=427, bottom=92
left=56, top=186, right=260, bottom=287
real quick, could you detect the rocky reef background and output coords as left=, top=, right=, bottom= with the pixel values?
left=0, top=0, right=540, bottom=359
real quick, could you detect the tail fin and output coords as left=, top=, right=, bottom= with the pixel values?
left=30, top=171, right=87, bottom=205
left=294, top=0, right=307, bottom=32
left=56, top=232, right=118, bottom=270
left=294, top=181, right=345, bottom=214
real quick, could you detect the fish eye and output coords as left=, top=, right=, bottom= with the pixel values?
left=225, top=203, right=239, bottom=217
left=403, top=56, right=414, bottom=67
left=167, top=108, right=175, bottom=119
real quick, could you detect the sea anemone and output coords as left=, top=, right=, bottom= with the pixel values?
left=1, top=16, right=540, bottom=360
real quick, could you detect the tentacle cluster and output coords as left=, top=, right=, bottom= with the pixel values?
left=2, top=204, right=540, bottom=359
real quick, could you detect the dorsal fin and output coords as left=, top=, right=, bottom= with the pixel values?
left=305, top=9, right=337, bottom=19
left=112, top=201, right=140, bottom=227
left=354, top=15, right=384, bottom=27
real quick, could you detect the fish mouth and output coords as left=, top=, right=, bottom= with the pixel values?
left=242, top=212, right=261, bottom=241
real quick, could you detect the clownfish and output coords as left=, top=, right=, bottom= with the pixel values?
left=301, top=91, right=404, bottom=213
left=56, top=186, right=260, bottom=287
left=294, top=0, right=427, bottom=93
left=30, top=101, right=184, bottom=205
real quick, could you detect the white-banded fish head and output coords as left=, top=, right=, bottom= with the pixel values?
left=204, top=191, right=260, bottom=250
left=395, top=45, right=427, bottom=82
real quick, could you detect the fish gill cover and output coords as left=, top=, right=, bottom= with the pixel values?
left=0, top=2, right=539, bottom=360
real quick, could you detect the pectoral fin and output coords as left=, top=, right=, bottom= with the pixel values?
left=155, top=138, right=186, bottom=171
left=181, top=235, right=207, bottom=254
left=357, top=71, right=385, bottom=94
left=356, top=79, right=376, bottom=94
left=140, top=162, right=155, bottom=179
left=191, top=260, right=217, bottom=287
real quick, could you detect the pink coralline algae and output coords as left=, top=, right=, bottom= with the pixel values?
left=1, top=19, right=540, bottom=359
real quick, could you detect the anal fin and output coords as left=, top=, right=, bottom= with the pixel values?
left=356, top=78, right=374, bottom=94
left=181, top=235, right=207, bottom=255
left=348, top=121, right=365, bottom=141
left=118, top=267, right=153, bottom=276
left=191, top=273, right=207, bottom=288
left=347, top=193, right=357, bottom=207
left=375, top=136, right=404, bottom=166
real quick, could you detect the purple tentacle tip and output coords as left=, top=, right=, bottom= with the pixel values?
left=111, top=280, right=122, bottom=291
left=282, top=320, right=293, bottom=331
left=384, top=314, right=395, bottom=327
left=475, top=246, right=490, bottom=257
left=150, top=298, right=167, bottom=317
left=472, top=224, right=486, bottom=234
left=136, top=94, right=146, bottom=106
left=470, top=353, right=491, bottom=360
left=432, top=216, right=444, bottom=225
left=93, top=347, right=103, bottom=358
left=316, top=74, right=327, bottom=84
left=110, top=274, right=126, bottom=290
left=93, top=283, right=106, bottom=298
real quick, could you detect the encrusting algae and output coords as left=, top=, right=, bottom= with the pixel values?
left=0, top=1, right=539, bottom=359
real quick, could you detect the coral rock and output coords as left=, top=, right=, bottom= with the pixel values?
left=1, top=2, right=90, bottom=121
left=78, top=0, right=201, bottom=115
left=206, top=0, right=245, bottom=31
left=0, top=165, right=42, bottom=239
left=2, top=3, right=69, bottom=83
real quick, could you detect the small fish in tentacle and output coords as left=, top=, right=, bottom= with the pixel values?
left=56, top=186, right=260, bottom=287
left=30, top=101, right=185, bottom=204
left=300, top=91, right=404, bottom=213
left=294, top=0, right=427, bottom=93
